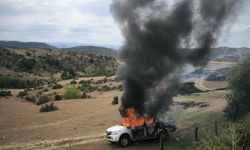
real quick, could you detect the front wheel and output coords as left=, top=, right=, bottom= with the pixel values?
left=119, top=134, right=131, bottom=147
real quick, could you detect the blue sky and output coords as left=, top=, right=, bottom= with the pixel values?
left=0, top=0, right=250, bottom=48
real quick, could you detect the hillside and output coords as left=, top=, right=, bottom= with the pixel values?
left=0, top=41, right=58, bottom=50
left=0, top=47, right=118, bottom=85
left=0, top=45, right=249, bottom=149
left=62, top=46, right=118, bottom=57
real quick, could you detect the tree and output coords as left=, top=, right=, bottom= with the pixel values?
left=61, top=69, right=76, bottom=80
left=225, top=55, right=250, bottom=121
left=18, top=58, right=36, bottom=71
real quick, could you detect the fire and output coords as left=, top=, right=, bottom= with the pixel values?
left=120, top=108, right=155, bottom=129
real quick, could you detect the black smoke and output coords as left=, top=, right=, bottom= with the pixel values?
left=111, top=0, right=242, bottom=117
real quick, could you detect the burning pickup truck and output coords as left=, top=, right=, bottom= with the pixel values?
left=105, top=108, right=176, bottom=146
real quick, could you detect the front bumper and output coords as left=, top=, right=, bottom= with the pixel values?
left=104, top=134, right=119, bottom=142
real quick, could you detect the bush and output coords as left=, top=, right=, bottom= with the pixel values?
left=54, top=94, right=63, bottom=101
left=63, top=85, right=81, bottom=99
left=117, top=84, right=123, bottom=91
left=70, top=80, right=77, bottom=84
left=26, top=51, right=32, bottom=57
left=225, top=56, right=250, bottom=121
left=43, top=88, right=48, bottom=92
left=24, top=95, right=36, bottom=104
left=98, top=85, right=112, bottom=92
left=17, top=91, right=28, bottom=97
left=81, top=92, right=87, bottom=99
left=40, top=102, right=58, bottom=112
left=95, top=78, right=107, bottom=84
left=0, top=91, right=12, bottom=97
left=78, top=81, right=97, bottom=93
left=36, top=95, right=49, bottom=105
left=52, top=83, right=63, bottom=89
left=112, top=96, right=119, bottom=105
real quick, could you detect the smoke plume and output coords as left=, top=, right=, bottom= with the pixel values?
left=111, top=0, right=242, bottom=117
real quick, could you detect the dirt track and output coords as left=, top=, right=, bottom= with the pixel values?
left=194, top=79, right=227, bottom=92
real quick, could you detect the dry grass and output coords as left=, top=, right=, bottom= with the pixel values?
left=0, top=76, right=228, bottom=150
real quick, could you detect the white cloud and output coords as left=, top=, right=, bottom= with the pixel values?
left=0, top=0, right=122, bottom=46
left=0, top=0, right=250, bottom=47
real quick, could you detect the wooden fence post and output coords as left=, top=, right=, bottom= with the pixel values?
left=160, top=132, right=164, bottom=150
left=195, top=127, right=199, bottom=142
left=215, top=121, right=218, bottom=136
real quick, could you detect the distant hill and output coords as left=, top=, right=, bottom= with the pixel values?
left=211, top=47, right=250, bottom=62
left=0, top=41, right=58, bottom=50
left=62, top=46, right=118, bottom=57
left=0, top=41, right=118, bottom=57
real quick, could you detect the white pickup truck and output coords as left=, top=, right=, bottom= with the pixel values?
left=105, top=120, right=176, bottom=146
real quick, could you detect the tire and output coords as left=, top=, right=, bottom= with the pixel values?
left=119, top=134, right=131, bottom=147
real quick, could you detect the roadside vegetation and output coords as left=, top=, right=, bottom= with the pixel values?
left=190, top=114, right=250, bottom=150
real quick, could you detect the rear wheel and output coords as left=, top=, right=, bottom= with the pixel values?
left=119, top=134, right=131, bottom=147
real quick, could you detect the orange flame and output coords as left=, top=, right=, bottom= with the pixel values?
left=120, top=108, right=155, bottom=129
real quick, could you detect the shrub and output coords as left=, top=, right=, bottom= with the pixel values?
left=40, top=102, right=58, bottom=112
left=81, top=92, right=88, bottom=99
left=54, top=94, right=63, bottom=101
left=17, top=91, right=28, bottom=97
left=98, top=85, right=112, bottom=92
left=63, top=85, right=81, bottom=99
left=36, top=95, right=49, bottom=105
left=26, top=51, right=32, bottom=57
left=24, top=88, right=32, bottom=92
left=118, top=84, right=123, bottom=91
left=225, top=55, right=250, bottom=121
left=95, top=78, right=108, bottom=84
left=78, top=81, right=97, bottom=93
left=52, top=83, right=63, bottom=89
left=43, top=88, right=48, bottom=92
left=0, top=91, right=12, bottom=97
left=79, top=80, right=91, bottom=84
left=70, top=80, right=77, bottom=84
left=112, top=96, right=119, bottom=105
left=24, top=95, right=36, bottom=104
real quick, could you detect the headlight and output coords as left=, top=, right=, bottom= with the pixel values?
left=111, top=131, right=120, bottom=135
